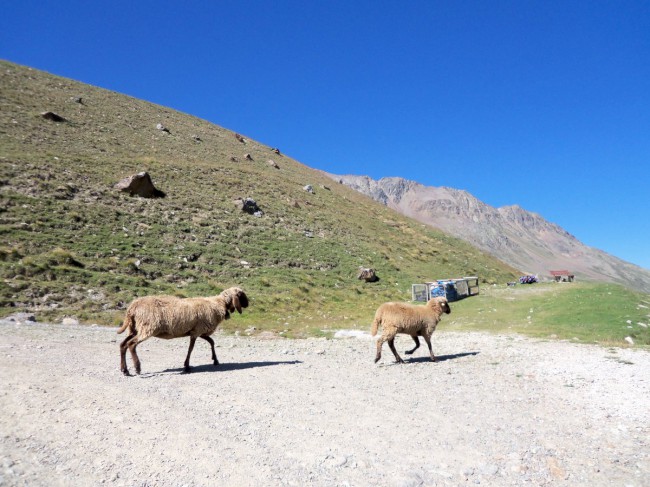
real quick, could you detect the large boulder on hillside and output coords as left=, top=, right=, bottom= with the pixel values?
left=358, top=267, right=379, bottom=283
left=114, top=172, right=166, bottom=198
left=234, top=197, right=263, bottom=217
left=41, top=111, right=66, bottom=122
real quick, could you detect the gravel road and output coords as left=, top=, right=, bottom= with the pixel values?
left=0, top=317, right=648, bottom=486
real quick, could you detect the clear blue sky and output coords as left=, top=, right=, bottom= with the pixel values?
left=2, top=1, right=649, bottom=268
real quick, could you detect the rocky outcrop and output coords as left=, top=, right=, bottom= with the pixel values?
left=114, top=172, right=166, bottom=198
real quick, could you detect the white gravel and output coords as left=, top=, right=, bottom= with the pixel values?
left=0, top=319, right=648, bottom=486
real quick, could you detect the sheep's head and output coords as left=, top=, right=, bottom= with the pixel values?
left=430, top=296, right=451, bottom=315
left=220, top=287, right=249, bottom=314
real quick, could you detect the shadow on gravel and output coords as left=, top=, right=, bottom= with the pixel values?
left=407, top=351, right=480, bottom=363
left=146, top=360, right=304, bottom=376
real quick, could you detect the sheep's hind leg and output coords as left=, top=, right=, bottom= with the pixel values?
left=388, top=338, right=405, bottom=364
left=120, top=332, right=136, bottom=376
left=405, top=335, right=420, bottom=355
left=200, top=335, right=219, bottom=365
left=127, top=336, right=142, bottom=375
left=183, top=336, right=198, bottom=373
left=423, top=334, right=436, bottom=362
left=374, top=338, right=385, bottom=363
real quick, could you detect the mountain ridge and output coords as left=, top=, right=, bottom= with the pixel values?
left=327, top=173, right=650, bottom=293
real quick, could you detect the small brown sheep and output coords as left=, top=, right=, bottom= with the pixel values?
left=371, top=296, right=451, bottom=364
left=117, top=287, right=249, bottom=375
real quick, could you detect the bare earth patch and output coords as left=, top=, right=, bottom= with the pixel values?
left=0, top=320, right=648, bottom=486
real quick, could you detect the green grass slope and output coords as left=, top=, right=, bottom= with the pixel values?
left=446, top=282, right=650, bottom=346
left=0, top=60, right=520, bottom=334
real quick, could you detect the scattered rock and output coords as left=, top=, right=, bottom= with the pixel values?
left=320, top=184, right=331, bottom=191
left=114, top=172, right=166, bottom=198
left=156, top=123, right=170, bottom=133
left=624, top=336, right=634, bottom=345
left=183, top=253, right=201, bottom=263
left=3, top=313, right=36, bottom=324
left=358, top=267, right=379, bottom=282
left=61, top=317, right=79, bottom=326
left=303, top=185, right=314, bottom=194
left=234, top=197, right=263, bottom=216
left=54, top=183, right=78, bottom=200
left=41, top=111, right=66, bottom=122
left=267, top=160, right=279, bottom=169
left=272, top=147, right=281, bottom=155
left=245, top=153, right=253, bottom=161
left=235, top=133, right=246, bottom=143
left=192, top=134, right=202, bottom=142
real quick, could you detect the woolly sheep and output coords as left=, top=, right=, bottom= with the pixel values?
left=117, top=287, right=249, bottom=375
left=371, top=296, right=451, bottom=364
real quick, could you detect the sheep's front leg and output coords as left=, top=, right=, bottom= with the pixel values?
left=405, top=335, right=420, bottom=355
left=388, top=338, right=405, bottom=364
left=200, top=335, right=219, bottom=365
left=423, top=334, right=436, bottom=362
left=183, top=336, right=197, bottom=373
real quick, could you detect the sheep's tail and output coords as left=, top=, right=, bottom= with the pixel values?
left=116, top=311, right=134, bottom=334
left=371, top=312, right=381, bottom=336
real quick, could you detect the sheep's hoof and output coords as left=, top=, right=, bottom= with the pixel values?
left=182, top=366, right=192, bottom=374
left=122, top=370, right=131, bottom=377
left=430, top=357, right=437, bottom=362
left=405, top=350, right=414, bottom=355
left=395, top=359, right=405, bottom=364
left=374, top=357, right=380, bottom=364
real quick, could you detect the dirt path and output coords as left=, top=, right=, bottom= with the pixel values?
left=0, top=317, right=648, bottom=486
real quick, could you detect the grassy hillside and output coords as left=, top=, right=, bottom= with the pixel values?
left=446, top=282, right=650, bottom=346
left=0, top=60, right=520, bottom=334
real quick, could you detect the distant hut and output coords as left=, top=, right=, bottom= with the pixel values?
left=550, top=270, right=575, bottom=282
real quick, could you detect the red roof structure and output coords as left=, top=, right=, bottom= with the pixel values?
left=550, top=270, right=571, bottom=276
left=550, top=270, right=575, bottom=282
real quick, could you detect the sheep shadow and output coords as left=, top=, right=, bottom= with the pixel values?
left=153, top=360, right=303, bottom=376
left=406, top=351, right=480, bottom=363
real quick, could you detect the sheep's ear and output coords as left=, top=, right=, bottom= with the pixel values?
left=233, top=295, right=242, bottom=314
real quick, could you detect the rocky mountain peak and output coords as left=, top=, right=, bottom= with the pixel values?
left=377, top=177, right=419, bottom=203
left=328, top=173, right=650, bottom=292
